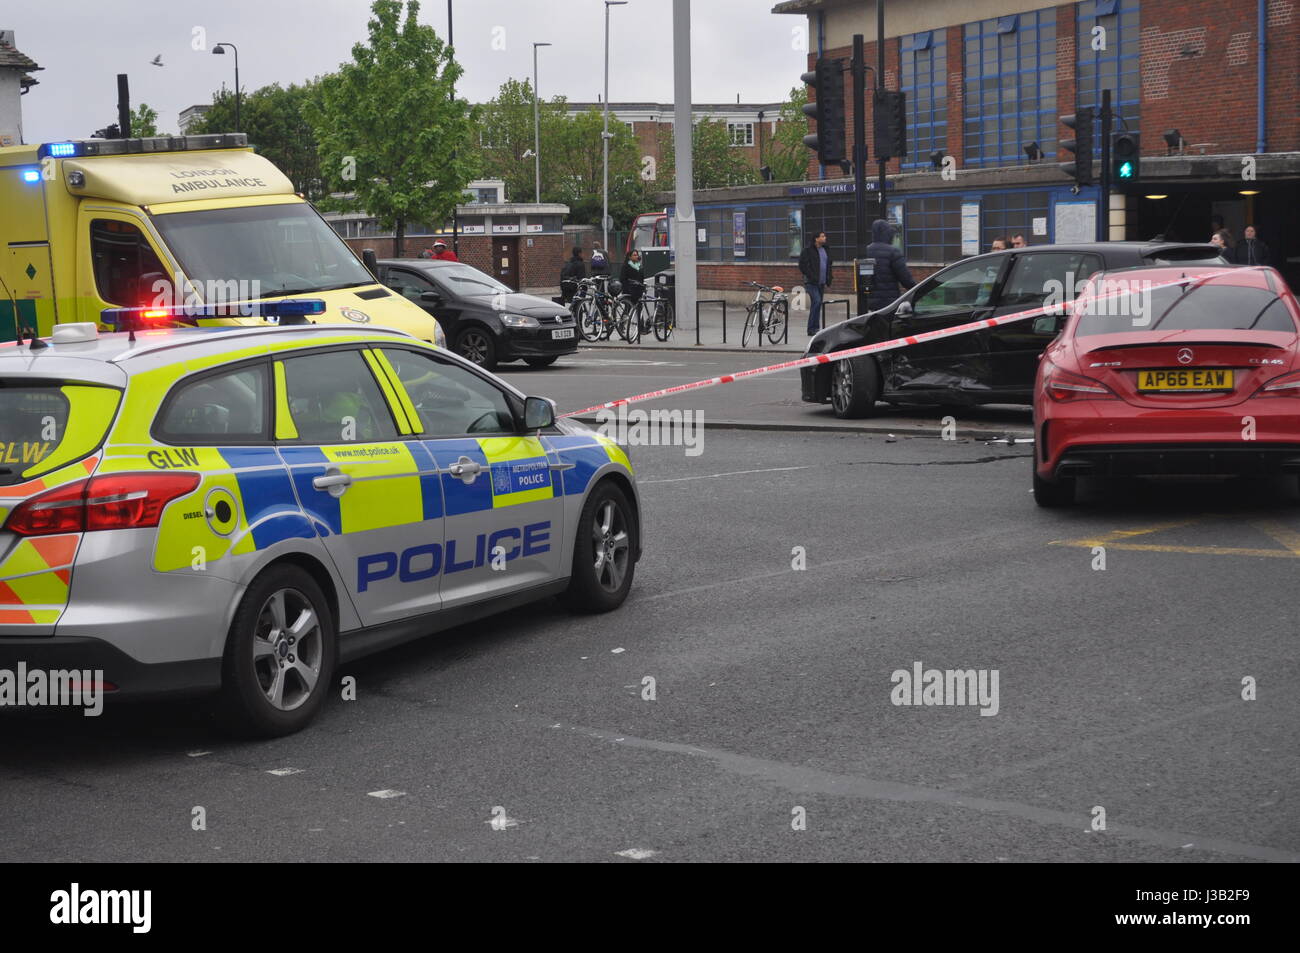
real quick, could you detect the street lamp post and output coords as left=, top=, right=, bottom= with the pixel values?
left=603, top=1, right=627, bottom=252
left=212, top=43, right=240, bottom=133
left=533, top=42, right=551, bottom=205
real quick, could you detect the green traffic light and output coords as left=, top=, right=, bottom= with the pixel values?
left=1118, top=160, right=1134, bottom=179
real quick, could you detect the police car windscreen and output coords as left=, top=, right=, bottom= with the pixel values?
left=1075, top=284, right=1296, bottom=336
left=151, top=203, right=375, bottom=297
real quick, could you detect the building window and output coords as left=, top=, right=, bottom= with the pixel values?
left=1076, top=0, right=1140, bottom=146
left=728, top=122, right=754, bottom=147
left=900, top=30, right=947, bottom=171
left=980, top=190, right=1051, bottom=250
left=901, top=195, right=962, bottom=263
left=963, top=8, right=1057, bottom=167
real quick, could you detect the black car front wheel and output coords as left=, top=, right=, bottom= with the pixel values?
left=456, top=327, right=497, bottom=369
left=830, top=356, right=880, bottom=419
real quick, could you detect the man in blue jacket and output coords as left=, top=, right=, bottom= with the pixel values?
left=798, top=231, right=833, bottom=334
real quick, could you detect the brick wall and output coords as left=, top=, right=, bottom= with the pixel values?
left=344, top=234, right=571, bottom=292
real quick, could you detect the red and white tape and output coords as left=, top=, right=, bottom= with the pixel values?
left=562, top=271, right=1224, bottom=418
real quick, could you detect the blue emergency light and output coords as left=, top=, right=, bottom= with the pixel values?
left=21, top=169, right=40, bottom=183
left=46, top=142, right=78, bottom=158
left=100, top=299, right=328, bottom=331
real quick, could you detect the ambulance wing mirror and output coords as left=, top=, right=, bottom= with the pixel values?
left=523, top=396, right=555, bottom=431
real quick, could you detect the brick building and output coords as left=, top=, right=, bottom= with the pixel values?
left=566, top=101, right=790, bottom=177
left=667, top=0, right=1299, bottom=296
left=325, top=181, right=571, bottom=292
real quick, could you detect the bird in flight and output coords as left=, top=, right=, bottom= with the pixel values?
left=150, top=54, right=164, bottom=67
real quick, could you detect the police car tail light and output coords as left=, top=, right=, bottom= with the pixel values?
left=1044, top=364, right=1115, bottom=402
left=83, top=473, right=201, bottom=530
left=6, top=472, right=200, bottom=536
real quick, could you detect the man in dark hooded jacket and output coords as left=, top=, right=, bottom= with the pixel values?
left=1233, top=225, right=1271, bottom=266
left=863, top=219, right=915, bottom=312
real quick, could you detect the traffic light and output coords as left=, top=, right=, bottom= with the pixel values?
left=1112, top=132, right=1141, bottom=191
left=801, top=58, right=847, bottom=165
left=873, top=89, right=907, bottom=161
left=1059, top=108, right=1094, bottom=186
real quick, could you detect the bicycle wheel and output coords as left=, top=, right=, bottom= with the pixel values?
left=741, top=304, right=760, bottom=348
left=597, top=300, right=615, bottom=341
left=576, top=299, right=600, bottom=341
left=621, top=299, right=642, bottom=343
left=766, top=299, right=788, bottom=344
left=653, top=301, right=672, bottom=342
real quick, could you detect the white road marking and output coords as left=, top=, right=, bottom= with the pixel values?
left=642, top=465, right=810, bottom=485
left=266, top=767, right=303, bottom=776
left=611, top=647, right=625, bottom=654
left=187, top=751, right=212, bottom=758
left=615, top=848, right=659, bottom=860
left=368, top=789, right=406, bottom=799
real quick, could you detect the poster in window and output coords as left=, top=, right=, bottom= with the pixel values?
left=888, top=202, right=905, bottom=250
left=733, top=211, right=747, bottom=259
left=788, top=208, right=803, bottom=257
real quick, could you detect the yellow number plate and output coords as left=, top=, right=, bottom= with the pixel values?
left=1137, top=368, right=1234, bottom=392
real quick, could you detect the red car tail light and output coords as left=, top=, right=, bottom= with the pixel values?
left=1257, top=368, right=1300, bottom=395
left=1043, top=364, right=1115, bottom=402
left=6, top=472, right=200, bottom=537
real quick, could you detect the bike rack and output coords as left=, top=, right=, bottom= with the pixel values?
left=822, top=298, right=851, bottom=331
left=695, top=299, right=728, bottom=346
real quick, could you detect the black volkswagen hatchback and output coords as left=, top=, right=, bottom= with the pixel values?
left=801, top=242, right=1228, bottom=417
left=378, top=259, right=578, bottom=370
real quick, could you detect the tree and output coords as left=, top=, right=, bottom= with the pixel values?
left=545, top=107, right=651, bottom=229
left=762, top=87, right=811, bottom=183
left=306, top=0, right=478, bottom=252
left=658, top=119, right=759, bottom=190
left=191, top=83, right=326, bottom=199
left=130, top=103, right=161, bottom=137
left=475, top=78, right=567, bottom=203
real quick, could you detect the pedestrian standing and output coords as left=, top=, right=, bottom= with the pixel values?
left=798, top=231, right=833, bottom=334
left=990, top=236, right=1008, bottom=252
left=620, top=249, right=645, bottom=303
left=863, top=219, right=916, bottom=313
left=1011, top=233, right=1028, bottom=249
left=1210, top=230, right=1231, bottom=253
left=430, top=239, right=458, bottom=262
left=560, top=246, right=587, bottom=302
left=590, top=244, right=611, bottom=277
left=1234, top=225, right=1271, bottom=265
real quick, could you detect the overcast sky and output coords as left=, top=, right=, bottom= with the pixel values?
left=9, top=0, right=808, bottom=144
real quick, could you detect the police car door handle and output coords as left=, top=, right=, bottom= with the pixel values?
left=312, top=468, right=352, bottom=498
left=446, top=456, right=482, bottom=483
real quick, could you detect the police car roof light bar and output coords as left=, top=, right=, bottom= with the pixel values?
left=100, top=298, right=326, bottom=332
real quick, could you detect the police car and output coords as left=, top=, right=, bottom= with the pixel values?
left=0, top=317, right=640, bottom=735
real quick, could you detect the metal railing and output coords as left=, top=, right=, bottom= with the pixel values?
left=694, top=299, right=729, bottom=346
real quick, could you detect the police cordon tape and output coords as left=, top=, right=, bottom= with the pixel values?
left=561, top=270, right=1226, bottom=418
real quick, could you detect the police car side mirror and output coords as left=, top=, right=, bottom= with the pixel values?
left=523, top=396, right=555, bottom=430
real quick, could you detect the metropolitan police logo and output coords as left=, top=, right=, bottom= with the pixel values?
left=492, top=465, right=512, bottom=494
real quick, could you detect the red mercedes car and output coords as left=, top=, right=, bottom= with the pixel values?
left=1033, top=265, right=1300, bottom=507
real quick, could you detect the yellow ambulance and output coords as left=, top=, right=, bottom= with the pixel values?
left=0, top=133, right=444, bottom=344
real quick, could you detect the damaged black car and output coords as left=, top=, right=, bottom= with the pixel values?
left=800, top=241, right=1229, bottom=418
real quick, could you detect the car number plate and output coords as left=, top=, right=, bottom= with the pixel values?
left=1137, top=368, right=1233, bottom=391
left=552, top=328, right=575, bottom=340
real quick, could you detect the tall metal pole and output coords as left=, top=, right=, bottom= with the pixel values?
left=876, top=0, right=886, bottom=220
left=852, top=35, right=867, bottom=260
left=671, top=0, right=696, bottom=331
left=233, top=46, right=240, bottom=134
left=533, top=43, right=550, bottom=204
left=116, top=74, right=131, bottom=138
left=1099, top=88, right=1112, bottom=242
left=602, top=3, right=627, bottom=252
left=448, top=0, right=458, bottom=256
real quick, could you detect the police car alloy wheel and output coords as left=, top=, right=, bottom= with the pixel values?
left=566, top=481, right=637, bottom=613
left=830, top=357, right=880, bottom=419
left=222, top=565, right=336, bottom=737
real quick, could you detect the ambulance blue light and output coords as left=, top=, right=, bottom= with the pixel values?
left=47, top=142, right=78, bottom=157
left=21, top=169, right=40, bottom=183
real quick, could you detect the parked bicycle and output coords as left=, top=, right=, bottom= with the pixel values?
left=741, top=281, right=789, bottom=347
left=571, top=276, right=620, bottom=341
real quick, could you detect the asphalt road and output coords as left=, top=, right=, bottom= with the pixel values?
left=499, top=347, right=1035, bottom=439
left=1, top=358, right=1296, bottom=863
